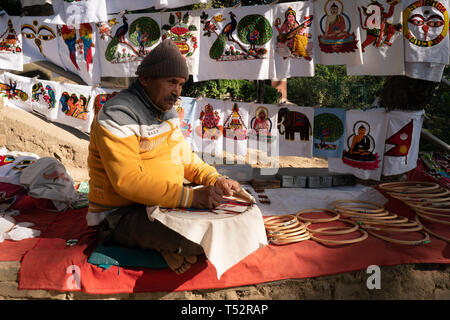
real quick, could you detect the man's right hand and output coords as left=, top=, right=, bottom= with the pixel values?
left=191, top=186, right=223, bottom=209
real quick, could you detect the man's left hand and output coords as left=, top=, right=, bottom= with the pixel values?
left=215, top=176, right=241, bottom=197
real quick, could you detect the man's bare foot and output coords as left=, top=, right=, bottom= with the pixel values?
left=160, top=250, right=198, bottom=275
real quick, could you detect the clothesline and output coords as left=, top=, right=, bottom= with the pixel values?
left=1, top=0, right=449, bottom=85
left=1, top=70, right=425, bottom=181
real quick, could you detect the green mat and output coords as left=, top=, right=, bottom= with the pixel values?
left=88, top=243, right=168, bottom=270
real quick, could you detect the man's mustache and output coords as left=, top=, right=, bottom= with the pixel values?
left=164, top=94, right=179, bottom=103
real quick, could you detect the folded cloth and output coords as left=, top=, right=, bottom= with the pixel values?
left=146, top=203, right=268, bottom=279
left=19, top=157, right=82, bottom=211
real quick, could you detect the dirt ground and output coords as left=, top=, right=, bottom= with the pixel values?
left=1, top=92, right=449, bottom=300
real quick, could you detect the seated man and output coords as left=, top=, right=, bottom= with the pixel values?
left=87, top=39, right=241, bottom=274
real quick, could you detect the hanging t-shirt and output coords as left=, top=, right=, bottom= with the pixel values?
left=347, top=0, right=404, bottom=76
left=1, top=72, right=32, bottom=112
left=194, top=5, right=274, bottom=81
left=46, top=0, right=108, bottom=25
left=21, top=16, right=65, bottom=68
left=0, top=15, right=23, bottom=71
left=403, top=0, right=449, bottom=81
left=105, top=0, right=156, bottom=14
left=328, top=109, right=388, bottom=181
left=56, top=22, right=101, bottom=85
left=97, top=12, right=162, bottom=78
left=382, top=109, right=424, bottom=176
left=55, top=82, right=93, bottom=133
left=248, top=103, right=279, bottom=162
left=161, top=10, right=201, bottom=76
left=223, top=101, right=250, bottom=158
left=270, top=1, right=315, bottom=79
left=176, top=96, right=197, bottom=148
left=192, top=97, right=224, bottom=163
left=277, top=105, right=314, bottom=157
left=30, top=78, right=61, bottom=121
left=313, top=0, right=363, bottom=66
left=312, top=107, right=346, bottom=158
left=155, top=0, right=207, bottom=9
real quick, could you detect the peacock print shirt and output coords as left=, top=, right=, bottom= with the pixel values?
left=87, top=80, right=220, bottom=216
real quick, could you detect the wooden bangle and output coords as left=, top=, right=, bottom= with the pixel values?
left=415, top=215, right=450, bottom=243
left=414, top=210, right=450, bottom=225
left=269, top=228, right=309, bottom=239
left=266, top=221, right=307, bottom=234
left=332, top=200, right=385, bottom=212
left=412, top=207, right=450, bottom=218
left=366, top=229, right=430, bottom=245
left=309, top=229, right=368, bottom=245
left=403, top=198, right=450, bottom=206
left=265, top=219, right=301, bottom=232
left=296, top=208, right=340, bottom=223
left=263, top=214, right=297, bottom=226
left=407, top=202, right=450, bottom=213
left=387, top=189, right=450, bottom=199
left=335, top=208, right=391, bottom=219
left=333, top=204, right=386, bottom=214
left=353, top=216, right=411, bottom=227
left=358, top=223, right=422, bottom=233
left=269, top=234, right=311, bottom=245
left=378, top=181, right=440, bottom=192
left=305, top=219, right=360, bottom=235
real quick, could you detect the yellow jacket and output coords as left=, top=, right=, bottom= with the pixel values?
left=88, top=81, right=220, bottom=213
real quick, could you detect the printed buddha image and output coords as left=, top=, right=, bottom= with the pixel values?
left=274, top=6, right=313, bottom=60
left=342, top=121, right=380, bottom=170
left=318, top=0, right=358, bottom=53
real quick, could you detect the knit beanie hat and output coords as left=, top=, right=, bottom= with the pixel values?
left=135, top=39, right=189, bottom=81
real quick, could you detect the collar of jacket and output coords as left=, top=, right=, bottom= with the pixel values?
left=128, top=79, right=173, bottom=120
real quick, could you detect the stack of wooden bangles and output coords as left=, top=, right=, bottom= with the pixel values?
left=263, top=215, right=310, bottom=245
left=378, top=181, right=450, bottom=243
left=296, top=208, right=368, bottom=245
left=331, top=199, right=430, bottom=245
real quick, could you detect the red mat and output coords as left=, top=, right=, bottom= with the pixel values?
left=17, top=192, right=450, bottom=294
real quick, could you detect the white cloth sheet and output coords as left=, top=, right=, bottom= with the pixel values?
left=347, top=0, right=404, bottom=76
left=1, top=72, right=32, bottom=112
left=328, top=109, right=388, bottom=181
left=147, top=203, right=268, bottom=279
left=313, top=0, right=363, bottom=66
left=194, top=5, right=274, bottom=81
left=241, top=184, right=388, bottom=216
left=30, top=78, right=61, bottom=121
left=223, top=101, right=250, bottom=157
left=382, top=109, right=424, bottom=176
left=56, top=23, right=101, bottom=85
left=46, top=0, right=108, bottom=25
left=192, top=97, right=224, bottom=162
left=277, top=105, right=314, bottom=157
left=0, top=15, right=23, bottom=71
left=270, top=1, right=315, bottom=79
left=97, top=12, right=162, bottom=77
left=161, top=10, right=201, bottom=76
left=21, top=16, right=65, bottom=68
left=402, top=0, right=449, bottom=81
left=55, top=82, right=93, bottom=133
